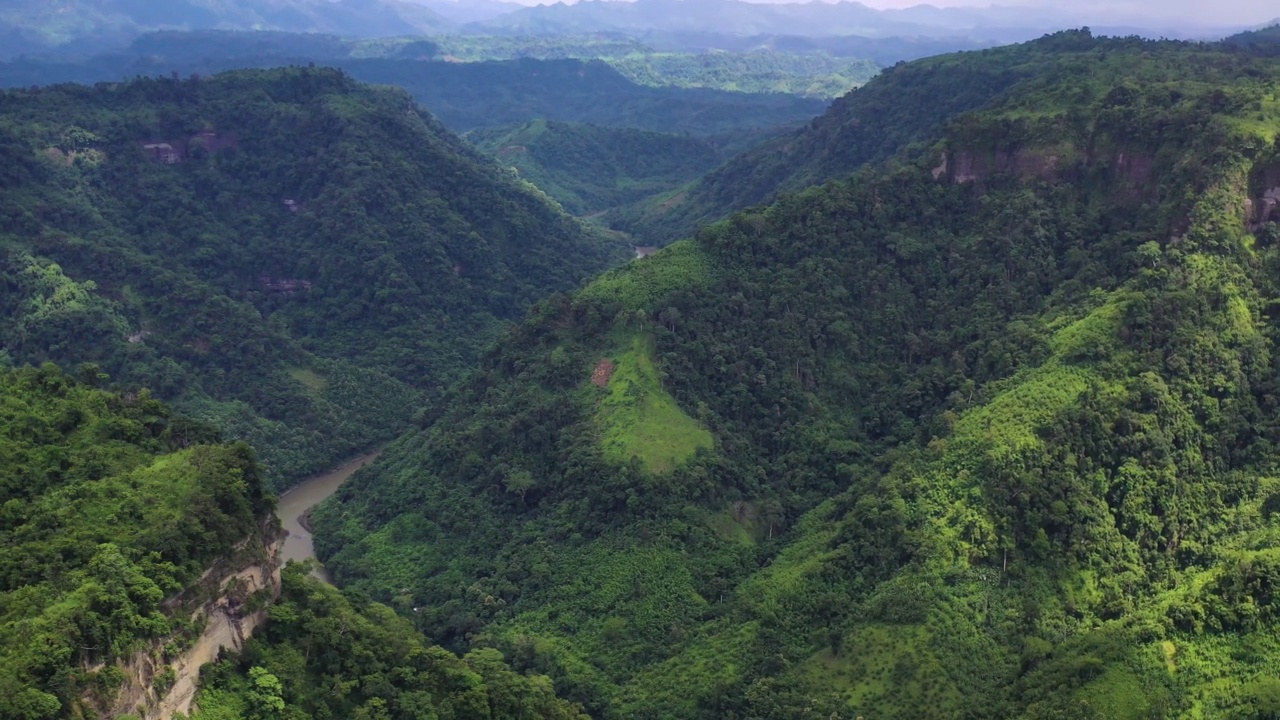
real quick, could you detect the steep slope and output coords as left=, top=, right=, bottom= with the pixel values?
left=608, top=30, right=1114, bottom=245
left=313, top=34, right=1280, bottom=718
left=468, top=120, right=728, bottom=216
left=0, top=67, right=623, bottom=485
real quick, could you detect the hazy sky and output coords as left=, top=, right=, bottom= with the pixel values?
left=501, top=0, right=1277, bottom=28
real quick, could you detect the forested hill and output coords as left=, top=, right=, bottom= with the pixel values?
left=607, top=30, right=1177, bottom=244
left=0, top=364, right=272, bottom=719
left=0, top=67, right=624, bottom=487
left=313, top=31, right=1280, bottom=718
left=0, top=365, right=591, bottom=720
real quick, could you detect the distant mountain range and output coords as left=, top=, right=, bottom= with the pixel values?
left=461, top=0, right=1252, bottom=41
left=0, top=0, right=452, bottom=57
left=0, top=0, right=1261, bottom=59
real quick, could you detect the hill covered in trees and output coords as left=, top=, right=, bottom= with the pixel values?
left=0, top=364, right=272, bottom=720
left=312, top=30, right=1280, bottom=718
left=607, top=30, right=1125, bottom=245
left=0, top=365, right=589, bottom=720
left=0, top=66, right=623, bottom=486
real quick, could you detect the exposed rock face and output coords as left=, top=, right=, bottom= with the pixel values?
left=1245, top=161, right=1280, bottom=230
left=948, top=148, right=1064, bottom=184
left=931, top=152, right=948, bottom=180
left=259, top=275, right=313, bottom=293
left=942, top=145, right=1153, bottom=197
left=93, top=525, right=283, bottom=720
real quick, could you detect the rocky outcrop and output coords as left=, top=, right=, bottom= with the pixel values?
left=947, top=148, right=1067, bottom=184
left=1246, top=160, right=1280, bottom=230
left=938, top=145, right=1155, bottom=198
left=89, top=525, right=283, bottom=720
left=258, top=275, right=313, bottom=293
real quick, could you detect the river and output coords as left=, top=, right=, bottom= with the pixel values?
left=276, top=451, right=380, bottom=583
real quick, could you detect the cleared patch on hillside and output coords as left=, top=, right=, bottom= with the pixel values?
left=596, top=334, right=712, bottom=474
left=289, top=367, right=327, bottom=394
left=591, top=359, right=616, bottom=387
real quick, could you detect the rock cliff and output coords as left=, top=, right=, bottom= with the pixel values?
left=86, top=523, right=284, bottom=720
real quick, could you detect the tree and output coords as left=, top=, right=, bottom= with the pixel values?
left=246, top=667, right=285, bottom=720
left=504, top=469, right=536, bottom=503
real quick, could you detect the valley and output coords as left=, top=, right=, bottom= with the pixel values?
left=3, top=3, right=1280, bottom=720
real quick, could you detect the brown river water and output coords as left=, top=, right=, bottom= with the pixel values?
left=276, top=451, right=380, bottom=583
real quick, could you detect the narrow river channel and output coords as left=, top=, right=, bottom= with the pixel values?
left=276, top=451, right=380, bottom=583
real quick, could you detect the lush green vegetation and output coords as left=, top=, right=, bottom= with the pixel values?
left=0, top=363, right=272, bottom=720
left=606, top=30, right=1160, bottom=244
left=312, top=30, right=1280, bottom=718
left=597, top=332, right=713, bottom=474
left=0, top=67, right=623, bottom=486
left=189, top=563, right=589, bottom=720
left=468, top=120, right=730, bottom=216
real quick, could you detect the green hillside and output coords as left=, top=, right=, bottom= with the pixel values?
left=607, top=30, right=1115, bottom=245
left=313, top=31, right=1280, bottom=718
left=0, top=364, right=272, bottom=720
left=0, top=67, right=623, bottom=486
left=468, top=120, right=728, bottom=216
left=0, top=364, right=590, bottom=720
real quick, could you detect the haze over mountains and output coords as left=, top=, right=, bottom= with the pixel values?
left=0, top=0, right=1267, bottom=60
left=460, top=0, right=1250, bottom=41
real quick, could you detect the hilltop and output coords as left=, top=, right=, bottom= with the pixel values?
left=312, top=30, right=1280, bottom=718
